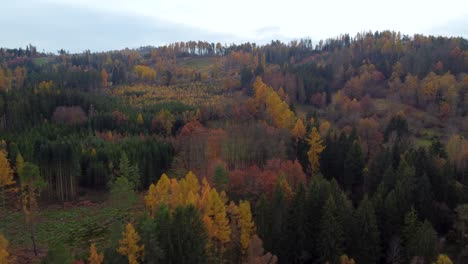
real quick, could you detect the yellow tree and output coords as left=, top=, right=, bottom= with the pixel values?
left=179, top=171, right=200, bottom=206
left=145, top=174, right=171, bottom=217
left=198, top=177, right=212, bottom=211
left=0, top=70, right=6, bottom=91
left=118, top=223, right=144, bottom=264
left=433, top=254, right=453, bottom=264
left=239, top=200, right=255, bottom=254
left=0, top=151, right=14, bottom=208
left=292, top=119, right=306, bottom=139
left=307, top=127, right=325, bottom=175
left=0, top=233, right=9, bottom=264
left=204, top=188, right=231, bottom=255
left=137, top=113, right=144, bottom=126
left=88, top=243, right=104, bottom=264
left=101, top=69, right=108, bottom=88
left=340, top=255, right=356, bottom=264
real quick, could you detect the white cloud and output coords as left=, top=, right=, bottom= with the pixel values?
left=2, top=0, right=468, bottom=51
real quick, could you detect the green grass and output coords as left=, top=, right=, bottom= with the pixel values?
left=178, top=57, right=215, bottom=74
left=32, top=57, right=53, bottom=66
left=0, top=205, right=120, bottom=252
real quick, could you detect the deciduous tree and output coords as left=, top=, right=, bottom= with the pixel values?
left=307, top=127, right=325, bottom=175
left=118, top=223, right=144, bottom=264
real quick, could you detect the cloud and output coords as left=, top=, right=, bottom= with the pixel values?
left=0, top=1, right=240, bottom=52
left=424, top=15, right=468, bottom=38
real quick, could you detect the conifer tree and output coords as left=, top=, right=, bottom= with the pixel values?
left=118, top=223, right=144, bottom=264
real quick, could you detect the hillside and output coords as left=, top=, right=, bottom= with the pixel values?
left=0, top=32, right=468, bottom=263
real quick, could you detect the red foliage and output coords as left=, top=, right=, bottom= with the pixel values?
left=52, top=106, right=87, bottom=125
left=228, top=159, right=306, bottom=198
left=112, top=110, right=129, bottom=126
left=310, top=92, right=326, bottom=108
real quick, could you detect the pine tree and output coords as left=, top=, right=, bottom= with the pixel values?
left=171, top=205, right=208, bottom=264
left=118, top=223, right=144, bottom=264
left=318, top=195, right=344, bottom=263
left=343, top=141, right=364, bottom=195
left=283, top=183, right=307, bottom=263
left=351, top=196, right=381, bottom=264
left=213, top=165, right=229, bottom=192
left=88, top=243, right=104, bottom=264
left=118, top=152, right=140, bottom=189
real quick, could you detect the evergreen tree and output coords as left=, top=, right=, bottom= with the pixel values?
left=213, top=165, right=228, bottom=192
left=351, top=196, right=381, bottom=264
left=282, top=183, right=307, bottom=263
left=318, top=195, right=344, bottom=263
left=343, top=141, right=365, bottom=196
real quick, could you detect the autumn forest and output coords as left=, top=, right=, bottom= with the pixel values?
left=0, top=31, right=468, bottom=264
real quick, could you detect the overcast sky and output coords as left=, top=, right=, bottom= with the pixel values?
left=1, top=0, right=468, bottom=53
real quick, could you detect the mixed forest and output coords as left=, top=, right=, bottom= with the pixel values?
left=0, top=31, right=467, bottom=264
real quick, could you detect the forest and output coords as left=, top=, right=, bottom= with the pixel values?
left=0, top=31, right=467, bottom=264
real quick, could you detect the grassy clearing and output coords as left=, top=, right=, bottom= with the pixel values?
left=0, top=204, right=120, bottom=254
left=178, top=57, right=215, bottom=74
left=32, top=57, right=53, bottom=66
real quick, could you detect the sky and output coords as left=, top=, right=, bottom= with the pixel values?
left=1, top=0, right=468, bottom=53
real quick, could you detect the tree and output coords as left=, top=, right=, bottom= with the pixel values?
left=402, top=209, right=438, bottom=262
left=145, top=174, right=170, bottom=216
left=0, top=233, right=9, bottom=264
left=101, top=69, right=108, bottom=87
left=213, top=165, right=229, bottom=192
left=19, top=162, right=46, bottom=256
left=170, top=205, right=208, bottom=264
left=118, top=152, right=140, bottom=190
left=109, top=176, right=137, bottom=211
left=340, top=255, right=356, bottom=264
left=318, top=195, right=344, bottom=263
left=137, top=113, right=144, bottom=126
left=433, top=254, right=453, bottom=264
left=0, top=150, right=14, bottom=208
left=204, top=188, right=231, bottom=258
left=88, top=243, right=104, bottom=264
left=307, top=127, right=325, bottom=175
left=351, top=197, right=380, bottom=264
left=453, top=204, right=468, bottom=260
left=292, top=119, right=306, bottom=139
left=247, top=235, right=278, bottom=264
left=118, top=223, right=144, bottom=264
left=343, top=141, right=365, bottom=195
left=239, top=200, right=255, bottom=254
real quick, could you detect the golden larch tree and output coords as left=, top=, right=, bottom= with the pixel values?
left=0, top=151, right=14, bottom=208
left=0, top=233, right=9, bottom=264
left=292, top=119, right=306, bottom=139
left=204, top=188, right=231, bottom=253
left=307, top=127, right=325, bottom=175
left=144, top=174, right=170, bottom=217
left=239, top=200, right=255, bottom=254
left=340, top=255, right=356, bottom=264
left=118, top=223, right=144, bottom=264
left=137, top=113, right=144, bottom=126
left=88, top=243, right=104, bottom=264
left=433, top=254, right=453, bottom=264
left=101, top=69, right=108, bottom=88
